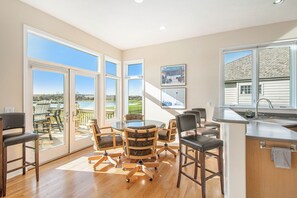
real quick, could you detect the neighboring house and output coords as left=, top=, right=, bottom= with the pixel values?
left=224, top=47, right=290, bottom=106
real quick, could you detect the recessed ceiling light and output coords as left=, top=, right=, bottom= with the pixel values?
left=273, top=0, right=284, bottom=4
left=134, top=0, right=143, bottom=3
left=160, top=26, right=166, bottom=31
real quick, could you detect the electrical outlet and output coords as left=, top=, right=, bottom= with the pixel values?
left=4, top=107, right=15, bottom=113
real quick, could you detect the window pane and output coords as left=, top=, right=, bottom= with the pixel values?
left=28, top=32, right=98, bottom=71
left=128, top=63, right=142, bottom=76
left=224, top=50, right=253, bottom=106
left=75, top=75, right=95, bottom=140
left=106, top=61, right=117, bottom=76
left=106, top=78, right=117, bottom=119
left=259, top=47, right=290, bottom=107
left=128, top=79, right=142, bottom=114
left=33, top=70, right=65, bottom=150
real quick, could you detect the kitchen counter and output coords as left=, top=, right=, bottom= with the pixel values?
left=246, top=120, right=297, bottom=142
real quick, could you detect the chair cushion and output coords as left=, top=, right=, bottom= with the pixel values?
left=158, top=129, right=168, bottom=140
left=99, top=134, right=122, bottom=149
left=180, top=135, right=223, bottom=152
left=3, top=133, right=39, bottom=147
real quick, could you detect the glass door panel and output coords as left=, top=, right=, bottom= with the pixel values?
left=70, top=72, right=96, bottom=152
left=32, top=69, right=68, bottom=163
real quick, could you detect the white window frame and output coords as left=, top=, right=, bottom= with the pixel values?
left=220, top=40, right=297, bottom=109
left=104, top=56, right=122, bottom=122
left=123, top=59, right=145, bottom=116
left=23, top=25, right=102, bottom=129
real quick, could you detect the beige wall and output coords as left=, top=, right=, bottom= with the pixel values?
left=0, top=0, right=121, bottom=177
left=0, top=0, right=121, bottom=113
left=123, top=20, right=297, bottom=123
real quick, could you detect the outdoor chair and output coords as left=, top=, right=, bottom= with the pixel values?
left=122, top=125, right=159, bottom=182
left=87, top=119, right=123, bottom=170
left=33, top=100, right=52, bottom=140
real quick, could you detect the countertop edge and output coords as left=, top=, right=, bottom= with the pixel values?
left=212, top=107, right=249, bottom=124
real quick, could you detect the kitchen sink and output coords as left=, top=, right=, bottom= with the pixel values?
left=254, top=118, right=297, bottom=126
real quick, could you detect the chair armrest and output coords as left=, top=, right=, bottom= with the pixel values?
left=99, top=126, right=113, bottom=131
left=94, top=132, right=118, bottom=137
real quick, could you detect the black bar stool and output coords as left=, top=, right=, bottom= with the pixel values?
left=0, top=113, right=39, bottom=197
left=175, top=113, right=224, bottom=198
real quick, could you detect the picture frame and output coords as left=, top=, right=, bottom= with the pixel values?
left=161, top=64, right=186, bottom=86
left=161, top=87, right=186, bottom=109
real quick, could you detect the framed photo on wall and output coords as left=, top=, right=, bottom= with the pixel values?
left=161, top=87, right=186, bottom=109
left=161, top=64, right=186, bottom=86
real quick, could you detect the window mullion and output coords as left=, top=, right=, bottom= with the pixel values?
left=252, top=48, right=259, bottom=108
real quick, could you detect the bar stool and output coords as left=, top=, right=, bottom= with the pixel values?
left=175, top=113, right=224, bottom=198
left=0, top=113, right=39, bottom=197
left=192, top=108, right=220, bottom=130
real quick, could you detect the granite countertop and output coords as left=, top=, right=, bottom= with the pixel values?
left=213, top=107, right=297, bottom=142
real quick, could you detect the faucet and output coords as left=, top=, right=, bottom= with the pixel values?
left=255, top=98, right=274, bottom=118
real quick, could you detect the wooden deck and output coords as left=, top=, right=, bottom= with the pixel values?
left=6, top=147, right=224, bottom=198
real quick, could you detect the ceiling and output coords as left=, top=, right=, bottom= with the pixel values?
left=20, top=0, right=297, bottom=50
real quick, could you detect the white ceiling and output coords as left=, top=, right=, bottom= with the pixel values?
left=20, top=0, right=297, bottom=50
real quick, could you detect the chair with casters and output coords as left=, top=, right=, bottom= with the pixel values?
left=0, top=113, right=39, bottom=197
left=192, top=108, right=220, bottom=130
left=157, top=119, right=178, bottom=157
left=87, top=119, right=123, bottom=170
left=122, top=125, right=159, bottom=182
left=175, top=113, right=224, bottom=198
left=123, top=114, right=144, bottom=121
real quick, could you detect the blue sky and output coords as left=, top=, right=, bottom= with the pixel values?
left=29, top=32, right=142, bottom=96
left=224, top=50, right=252, bottom=63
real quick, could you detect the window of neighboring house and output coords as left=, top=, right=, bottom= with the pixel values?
left=105, top=58, right=121, bottom=120
left=124, top=60, right=144, bottom=115
left=222, top=42, right=296, bottom=108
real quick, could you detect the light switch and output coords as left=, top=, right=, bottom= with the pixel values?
left=4, top=107, right=15, bottom=113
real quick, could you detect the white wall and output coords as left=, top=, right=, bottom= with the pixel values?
left=123, top=20, right=297, bottom=124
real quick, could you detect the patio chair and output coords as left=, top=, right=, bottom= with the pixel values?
left=122, top=125, right=159, bottom=182
left=157, top=119, right=179, bottom=157
left=33, top=100, right=52, bottom=140
left=87, top=119, right=123, bottom=170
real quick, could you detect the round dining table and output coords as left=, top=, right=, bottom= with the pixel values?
left=111, top=120, right=165, bottom=131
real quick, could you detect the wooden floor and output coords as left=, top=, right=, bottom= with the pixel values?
left=6, top=147, right=224, bottom=198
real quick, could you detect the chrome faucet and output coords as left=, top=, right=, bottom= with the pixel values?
left=255, top=98, right=274, bottom=118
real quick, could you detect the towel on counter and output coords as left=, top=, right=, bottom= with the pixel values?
left=271, top=147, right=291, bottom=169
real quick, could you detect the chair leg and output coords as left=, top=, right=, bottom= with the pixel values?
left=167, top=147, right=177, bottom=157
left=35, top=139, right=39, bottom=182
left=93, top=156, right=107, bottom=170
left=126, top=166, right=140, bottom=181
left=194, top=150, right=198, bottom=179
left=22, top=143, right=26, bottom=175
left=184, top=146, right=188, bottom=164
left=142, top=166, right=154, bottom=180
left=200, top=152, right=206, bottom=198
left=177, top=144, right=182, bottom=188
left=3, top=147, right=7, bottom=197
left=218, top=146, right=224, bottom=194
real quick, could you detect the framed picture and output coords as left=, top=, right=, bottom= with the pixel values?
left=161, top=64, right=186, bottom=86
left=161, top=87, right=186, bottom=109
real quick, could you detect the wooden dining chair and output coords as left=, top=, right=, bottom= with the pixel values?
left=87, top=119, right=123, bottom=170
left=122, top=125, right=159, bottom=182
left=157, top=119, right=179, bottom=157
left=123, top=114, right=144, bottom=121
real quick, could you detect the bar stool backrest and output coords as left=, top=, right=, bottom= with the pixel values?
left=176, top=114, right=197, bottom=137
left=0, top=113, right=25, bottom=135
left=192, top=108, right=207, bottom=122
left=184, top=110, right=202, bottom=127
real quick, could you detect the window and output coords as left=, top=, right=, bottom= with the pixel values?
left=124, top=60, right=144, bottom=115
left=105, top=58, right=121, bottom=120
left=222, top=42, right=296, bottom=108
left=28, top=32, right=98, bottom=71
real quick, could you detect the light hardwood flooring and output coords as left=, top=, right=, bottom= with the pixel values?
left=6, top=147, right=224, bottom=198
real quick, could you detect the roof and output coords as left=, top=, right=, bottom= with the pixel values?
left=225, top=47, right=290, bottom=82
